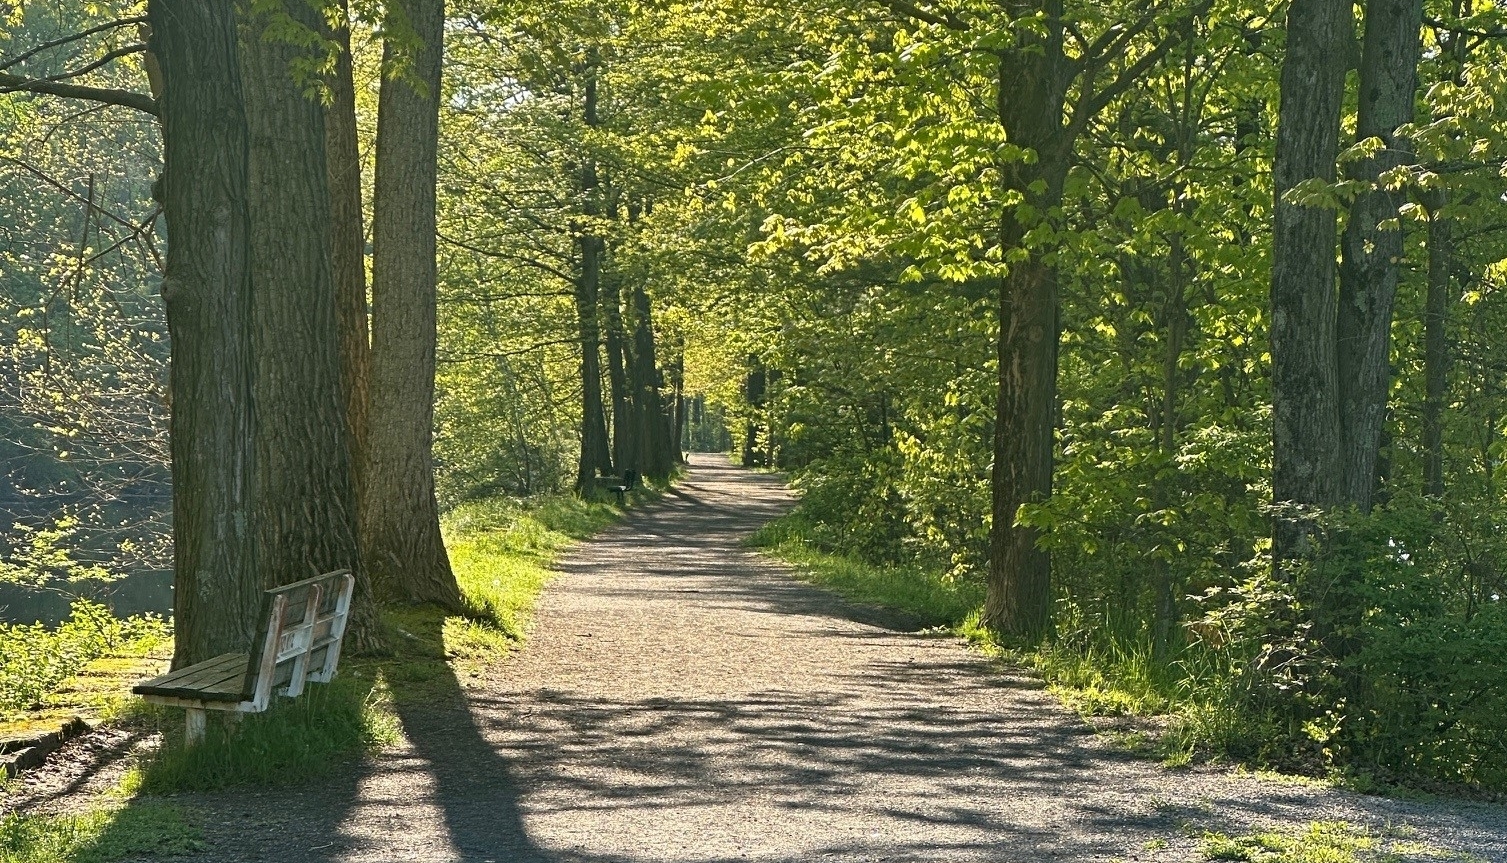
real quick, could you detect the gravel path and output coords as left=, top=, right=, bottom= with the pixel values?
left=160, top=455, right=1505, bottom=861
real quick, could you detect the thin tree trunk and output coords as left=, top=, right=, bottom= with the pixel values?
left=983, top=13, right=1071, bottom=644
left=366, top=0, right=464, bottom=610
left=673, top=351, right=687, bottom=461
left=743, top=357, right=765, bottom=467
left=603, top=268, right=633, bottom=471
left=1336, top=0, right=1423, bottom=512
left=574, top=53, right=612, bottom=493
left=1423, top=203, right=1451, bottom=498
left=239, top=4, right=361, bottom=600
left=575, top=237, right=613, bottom=490
left=323, top=0, right=383, bottom=653
left=148, top=0, right=260, bottom=667
left=1270, top=0, right=1351, bottom=567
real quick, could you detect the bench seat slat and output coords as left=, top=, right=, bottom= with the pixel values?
left=134, top=653, right=249, bottom=703
left=135, top=652, right=241, bottom=688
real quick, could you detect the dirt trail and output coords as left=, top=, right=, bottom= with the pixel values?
left=119, top=456, right=1507, bottom=860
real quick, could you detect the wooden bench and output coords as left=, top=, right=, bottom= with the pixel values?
left=133, top=569, right=355, bottom=746
left=606, top=468, right=637, bottom=505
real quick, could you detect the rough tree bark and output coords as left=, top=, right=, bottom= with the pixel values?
left=147, top=0, right=260, bottom=667
left=1336, top=0, right=1424, bottom=512
left=366, top=0, right=464, bottom=610
left=574, top=54, right=612, bottom=493
left=628, top=281, right=675, bottom=480
left=1270, top=0, right=1351, bottom=567
left=238, top=4, right=362, bottom=602
left=983, top=3, right=1072, bottom=643
left=323, top=1, right=383, bottom=653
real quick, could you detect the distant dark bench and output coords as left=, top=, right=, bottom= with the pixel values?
left=606, top=468, right=637, bottom=505
left=133, top=569, right=355, bottom=746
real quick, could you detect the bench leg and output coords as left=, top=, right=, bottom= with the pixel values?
left=185, top=707, right=206, bottom=747
left=613, top=489, right=625, bottom=505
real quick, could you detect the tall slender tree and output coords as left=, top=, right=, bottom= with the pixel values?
left=323, top=1, right=384, bottom=651
left=1269, top=0, right=1352, bottom=567
left=1337, top=0, right=1424, bottom=512
left=981, top=0, right=1205, bottom=641
left=574, top=51, right=613, bottom=492
left=366, top=0, right=465, bottom=610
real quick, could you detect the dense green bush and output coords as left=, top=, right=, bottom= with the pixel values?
left=0, top=599, right=169, bottom=719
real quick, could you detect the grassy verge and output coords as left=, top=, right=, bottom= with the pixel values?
left=1195, top=820, right=1469, bottom=862
left=0, top=772, right=200, bottom=863
left=750, top=514, right=982, bottom=627
left=0, top=603, right=170, bottom=742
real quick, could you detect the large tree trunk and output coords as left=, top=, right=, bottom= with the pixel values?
left=575, top=235, right=613, bottom=491
left=1270, top=0, right=1351, bottom=566
left=1336, top=0, right=1423, bottom=512
left=628, top=281, right=674, bottom=480
left=239, top=4, right=362, bottom=599
left=366, top=0, right=464, bottom=610
left=148, top=0, right=261, bottom=667
left=983, top=12, right=1071, bottom=643
left=323, top=1, right=383, bottom=653
left=574, top=55, right=612, bottom=493
left=1422, top=201, right=1451, bottom=498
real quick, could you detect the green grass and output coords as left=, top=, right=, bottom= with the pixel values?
left=0, top=601, right=171, bottom=738
left=0, top=800, right=199, bottom=863
left=749, top=514, right=983, bottom=627
left=1198, top=820, right=1467, bottom=862
left=132, top=672, right=398, bottom=793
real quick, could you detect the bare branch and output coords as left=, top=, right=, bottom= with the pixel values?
left=0, top=16, right=149, bottom=72
left=0, top=72, right=157, bottom=116
left=1425, top=15, right=1507, bottom=37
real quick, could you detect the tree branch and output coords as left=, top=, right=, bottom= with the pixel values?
left=1425, top=15, right=1507, bottom=38
left=878, top=0, right=967, bottom=30
left=0, top=15, right=148, bottom=72
left=0, top=72, right=156, bottom=116
left=1069, top=0, right=1209, bottom=140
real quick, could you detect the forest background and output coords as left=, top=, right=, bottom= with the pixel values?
left=1, top=0, right=1506, bottom=798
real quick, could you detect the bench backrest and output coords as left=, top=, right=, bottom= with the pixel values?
left=240, top=569, right=355, bottom=710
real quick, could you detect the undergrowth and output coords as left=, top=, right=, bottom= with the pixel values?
left=0, top=601, right=169, bottom=721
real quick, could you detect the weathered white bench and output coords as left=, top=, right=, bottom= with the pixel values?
left=133, top=569, right=355, bottom=746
